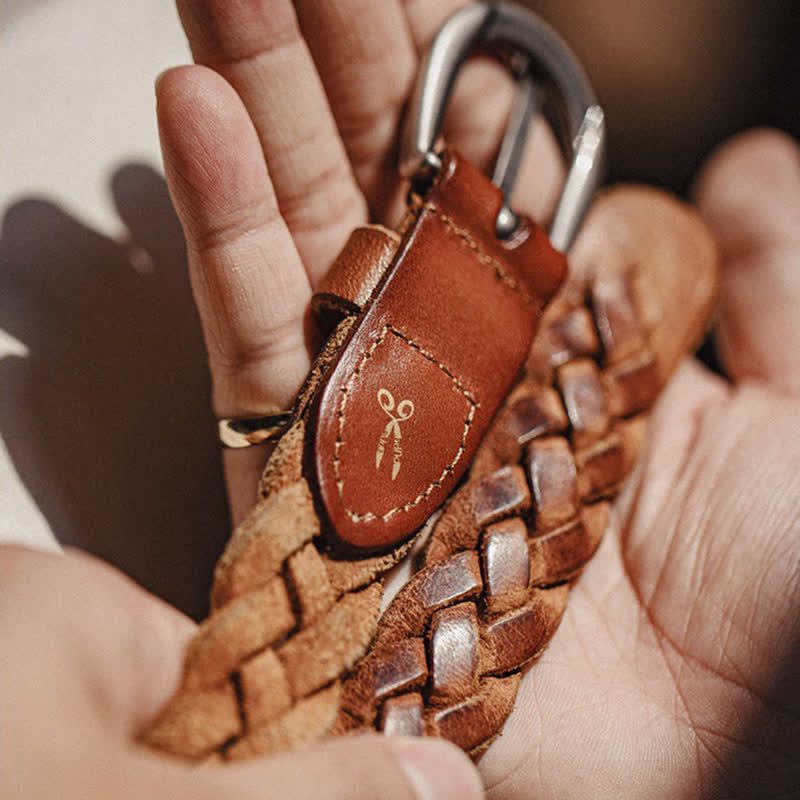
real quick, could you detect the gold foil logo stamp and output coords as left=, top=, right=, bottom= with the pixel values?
left=375, top=388, right=415, bottom=480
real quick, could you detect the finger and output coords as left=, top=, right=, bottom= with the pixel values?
left=131, top=735, right=483, bottom=800
left=693, top=128, right=800, bottom=392
left=178, top=0, right=367, bottom=286
left=0, top=546, right=195, bottom=738
left=293, top=0, right=417, bottom=219
left=156, top=66, right=311, bottom=415
left=157, top=66, right=313, bottom=523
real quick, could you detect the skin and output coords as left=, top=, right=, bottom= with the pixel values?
left=2, top=1, right=799, bottom=797
left=0, top=546, right=482, bottom=800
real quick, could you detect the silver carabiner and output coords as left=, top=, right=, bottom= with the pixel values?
left=399, top=1, right=605, bottom=250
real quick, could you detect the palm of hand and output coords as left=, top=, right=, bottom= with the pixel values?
left=154, top=1, right=800, bottom=796
left=483, top=368, right=800, bottom=798
left=485, top=147, right=800, bottom=795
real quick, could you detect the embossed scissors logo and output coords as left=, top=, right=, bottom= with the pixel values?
left=375, top=388, right=415, bottom=480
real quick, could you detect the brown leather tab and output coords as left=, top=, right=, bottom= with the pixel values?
left=308, top=152, right=566, bottom=550
left=312, top=225, right=400, bottom=326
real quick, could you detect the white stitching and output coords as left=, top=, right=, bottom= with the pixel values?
left=422, top=202, right=537, bottom=307
left=333, top=324, right=477, bottom=523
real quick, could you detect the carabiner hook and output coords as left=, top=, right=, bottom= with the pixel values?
left=399, top=1, right=605, bottom=250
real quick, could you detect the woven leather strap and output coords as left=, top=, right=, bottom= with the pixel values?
left=142, top=186, right=718, bottom=761
left=331, top=267, right=656, bottom=755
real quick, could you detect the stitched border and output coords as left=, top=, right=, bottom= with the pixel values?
left=422, top=202, right=537, bottom=308
left=333, top=324, right=477, bottom=524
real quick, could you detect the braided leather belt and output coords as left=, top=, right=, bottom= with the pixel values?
left=142, top=2, right=719, bottom=762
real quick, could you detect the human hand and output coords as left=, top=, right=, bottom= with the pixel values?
left=0, top=545, right=482, bottom=799
left=153, top=0, right=800, bottom=796
left=475, top=130, right=800, bottom=798
left=155, top=0, right=567, bottom=526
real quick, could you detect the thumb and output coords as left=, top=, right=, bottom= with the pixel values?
left=130, top=734, right=484, bottom=800
left=0, top=545, right=196, bottom=737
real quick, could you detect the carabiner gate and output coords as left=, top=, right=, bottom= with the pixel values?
left=399, top=1, right=605, bottom=250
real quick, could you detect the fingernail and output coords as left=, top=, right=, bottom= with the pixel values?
left=386, top=737, right=484, bottom=800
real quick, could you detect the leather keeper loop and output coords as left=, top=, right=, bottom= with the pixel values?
left=306, top=151, right=567, bottom=552
left=312, top=225, right=400, bottom=335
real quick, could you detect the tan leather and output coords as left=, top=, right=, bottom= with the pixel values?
left=312, top=225, right=400, bottom=324
left=142, top=182, right=719, bottom=763
left=310, top=152, right=566, bottom=550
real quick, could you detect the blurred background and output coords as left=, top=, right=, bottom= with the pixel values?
left=530, top=0, right=800, bottom=193
left=1, top=0, right=797, bottom=617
